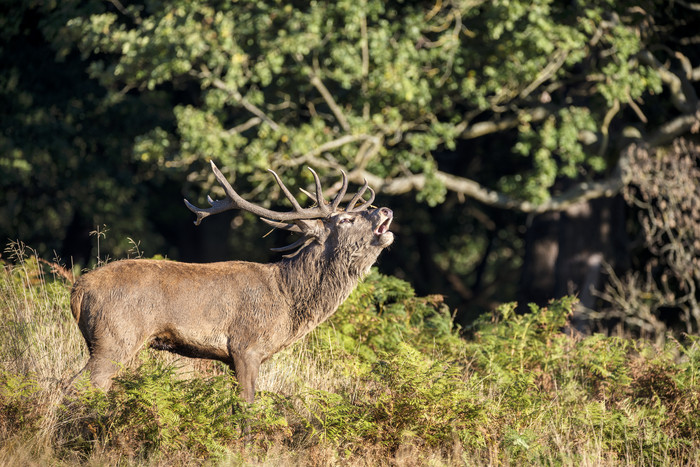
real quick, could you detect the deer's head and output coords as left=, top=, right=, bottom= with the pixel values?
left=184, top=162, right=393, bottom=264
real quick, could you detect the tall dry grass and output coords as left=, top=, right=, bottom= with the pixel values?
left=1, top=242, right=699, bottom=465
left=1, top=242, right=85, bottom=383
left=0, top=242, right=374, bottom=464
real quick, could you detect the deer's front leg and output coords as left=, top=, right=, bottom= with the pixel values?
left=230, top=349, right=262, bottom=404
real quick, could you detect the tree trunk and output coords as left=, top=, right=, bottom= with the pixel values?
left=518, top=196, right=628, bottom=332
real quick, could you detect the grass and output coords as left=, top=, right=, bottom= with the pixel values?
left=1, top=242, right=699, bottom=465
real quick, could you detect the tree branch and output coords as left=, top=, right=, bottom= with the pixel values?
left=226, top=117, right=262, bottom=134
left=638, top=50, right=697, bottom=114
left=349, top=103, right=696, bottom=213
left=456, top=106, right=551, bottom=139
left=345, top=166, right=627, bottom=214
left=519, top=50, right=569, bottom=100
left=598, top=98, right=620, bottom=158
left=270, top=103, right=631, bottom=214
left=211, top=79, right=280, bottom=132
left=647, top=109, right=700, bottom=147
left=676, top=0, right=700, bottom=11
left=360, top=9, right=370, bottom=120
left=309, top=73, right=351, bottom=132
left=290, top=134, right=380, bottom=165
left=200, top=78, right=280, bottom=131
left=195, top=67, right=281, bottom=132
left=692, top=66, right=700, bottom=81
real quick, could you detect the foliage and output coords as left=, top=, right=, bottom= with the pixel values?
left=0, top=2, right=175, bottom=262
left=0, top=242, right=84, bottom=381
left=595, top=140, right=700, bottom=341
left=466, top=297, right=576, bottom=387
left=2, top=1, right=699, bottom=328
left=1, top=254, right=699, bottom=464
left=316, top=269, right=465, bottom=362
left=0, top=370, right=41, bottom=438
left=61, top=359, right=244, bottom=461
left=297, top=343, right=487, bottom=451
left=62, top=0, right=668, bottom=204
left=464, top=298, right=700, bottom=464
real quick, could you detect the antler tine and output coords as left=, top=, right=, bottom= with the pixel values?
left=260, top=217, right=303, bottom=233
left=206, top=160, right=284, bottom=219
left=268, top=169, right=304, bottom=213
left=270, top=236, right=313, bottom=252
left=307, top=167, right=331, bottom=215
left=299, top=187, right=315, bottom=199
left=185, top=161, right=336, bottom=223
left=184, top=196, right=220, bottom=226
left=329, top=170, right=348, bottom=212
left=355, top=186, right=375, bottom=211
left=345, top=179, right=375, bottom=212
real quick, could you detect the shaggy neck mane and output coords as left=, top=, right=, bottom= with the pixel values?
left=276, top=241, right=366, bottom=335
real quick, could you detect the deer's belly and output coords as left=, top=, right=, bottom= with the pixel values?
left=148, top=328, right=229, bottom=361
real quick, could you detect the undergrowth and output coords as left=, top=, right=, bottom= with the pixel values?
left=1, top=245, right=699, bottom=465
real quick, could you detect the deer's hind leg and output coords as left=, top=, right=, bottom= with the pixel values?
left=75, top=355, right=121, bottom=391
left=74, top=334, right=149, bottom=391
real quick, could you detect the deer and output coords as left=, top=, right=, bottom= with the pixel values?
left=70, top=161, right=394, bottom=403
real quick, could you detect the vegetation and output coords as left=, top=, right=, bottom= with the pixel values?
left=2, top=246, right=698, bottom=465
left=1, top=1, right=698, bottom=464
left=2, top=1, right=698, bottom=331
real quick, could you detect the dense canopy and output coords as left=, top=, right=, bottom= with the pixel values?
left=1, top=0, right=698, bottom=331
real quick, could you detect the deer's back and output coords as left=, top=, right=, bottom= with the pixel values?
left=71, top=259, right=291, bottom=358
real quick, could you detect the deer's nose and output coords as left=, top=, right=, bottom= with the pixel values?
left=379, top=208, right=393, bottom=217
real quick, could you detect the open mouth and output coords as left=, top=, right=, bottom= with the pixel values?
left=374, top=217, right=392, bottom=236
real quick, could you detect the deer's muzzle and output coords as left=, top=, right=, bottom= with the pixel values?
left=372, top=208, right=394, bottom=246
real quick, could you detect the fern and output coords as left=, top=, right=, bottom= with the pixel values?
left=317, top=268, right=465, bottom=363
left=59, top=356, right=244, bottom=460
left=2, top=254, right=699, bottom=464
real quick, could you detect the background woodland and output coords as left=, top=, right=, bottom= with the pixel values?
left=2, top=1, right=700, bottom=464
left=2, top=0, right=699, bottom=336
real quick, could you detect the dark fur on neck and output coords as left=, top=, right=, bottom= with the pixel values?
left=277, top=238, right=379, bottom=338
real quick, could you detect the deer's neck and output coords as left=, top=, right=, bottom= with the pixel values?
left=276, top=243, right=366, bottom=337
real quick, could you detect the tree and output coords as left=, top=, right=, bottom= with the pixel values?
left=2, top=0, right=699, bottom=326
left=0, top=1, right=176, bottom=263
left=596, top=140, right=700, bottom=341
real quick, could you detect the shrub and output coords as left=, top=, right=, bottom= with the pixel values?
left=317, top=269, right=466, bottom=362
left=1, top=249, right=699, bottom=465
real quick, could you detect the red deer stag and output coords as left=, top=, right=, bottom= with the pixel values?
left=70, top=161, right=394, bottom=402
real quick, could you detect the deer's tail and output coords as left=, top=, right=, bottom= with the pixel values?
left=70, top=284, right=84, bottom=323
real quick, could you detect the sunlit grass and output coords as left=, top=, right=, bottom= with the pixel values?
left=1, top=243, right=698, bottom=465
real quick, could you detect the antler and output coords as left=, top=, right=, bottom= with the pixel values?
left=345, top=179, right=375, bottom=212
left=185, top=161, right=334, bottom=225
left=184, top=161, right=374, bottom=226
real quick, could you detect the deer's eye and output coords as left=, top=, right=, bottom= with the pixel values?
left=338, top=216, right=354, bottom=225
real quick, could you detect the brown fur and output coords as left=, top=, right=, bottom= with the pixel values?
left=70, top=207, right=393, bottom=402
